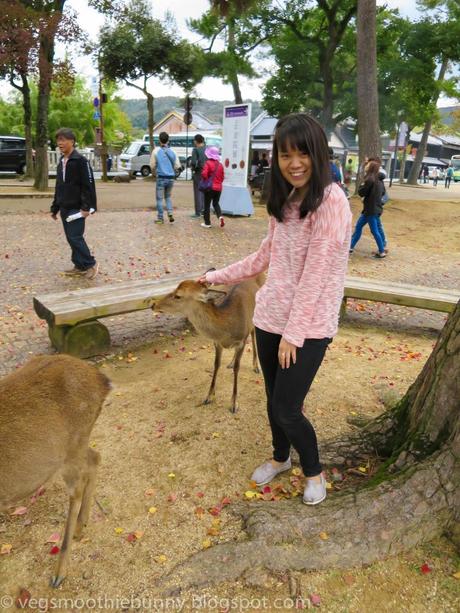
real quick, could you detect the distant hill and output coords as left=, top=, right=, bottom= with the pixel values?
left=119, top=97, right=263, bottom=131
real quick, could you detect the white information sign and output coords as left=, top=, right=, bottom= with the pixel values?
left=219, top=104, right=254, bottom=216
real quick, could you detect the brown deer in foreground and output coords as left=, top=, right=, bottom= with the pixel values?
left=153, top=273, right=265, bottom=413
left=0, top=354, right=111, bottom=587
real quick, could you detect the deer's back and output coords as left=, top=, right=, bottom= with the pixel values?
left=0, top=355, right=110, bottom=509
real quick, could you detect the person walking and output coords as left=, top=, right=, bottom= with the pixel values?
left=200, top=146, right=225, bottom=229
left=445, top=165, right=453, bottom=189
left=432, top=167, right=438, bottom=187
left=199, top=113, right=351, bottom=506
left=150, top=131, right=181, bottom=224
left=50, top=127, right=98, bottom=279
left=190, top=134, right=207, bottom=218
left=349, top=160, right=386, bottom=258
left=422, top=165, right=429, bottom=184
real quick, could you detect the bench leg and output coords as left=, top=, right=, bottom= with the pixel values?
left=340, top=297, right=347, bottom=321
left=48, top=321, right=111, bottom=358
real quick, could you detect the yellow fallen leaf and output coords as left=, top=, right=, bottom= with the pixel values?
left=358, top=466, right=367, bottom=473
left=134, top=530, right=144, bottom=540
left=115, top=392, right=123, bottom=396
left=212, top=432, right=220, bottom=438
left=326, top=480, right=333, bottom=490
left=148, top=506, right=157, bottom=514
left=244, top=491, right=258, bottom=499
left=1, top=544, right=12, bottom=554
left=291, top=468, right=302, bottom=476
left=319, top=531, right=329, bottom=540
left=154, top=554, right=167, bottom=564
left=168, top=473, right=176, bottom=479
left=453, top=571, right=460, bottom=580
left=211, top=518, right=221, bottom=527
left=202, top=539, right=212, bottom=549
left=114, top=527, right=124, bottom=534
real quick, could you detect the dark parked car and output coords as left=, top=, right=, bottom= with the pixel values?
left=0, top=136, right=27, bottom=174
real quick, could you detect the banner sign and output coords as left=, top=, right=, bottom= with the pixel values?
left=221, top=103, right=252, bottom=188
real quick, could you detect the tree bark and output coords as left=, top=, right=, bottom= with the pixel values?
left=407, top=58, right=449, bottom=185
left=356, top=0, right=381, bottom=170
left=33, top=1, right=66, bottom=191
left=147, top=90, right=155, bottom=152
left=227, top=19, right=243, bottom=104
left=10, top=71, right=34, bottom=179
left=157, top=301, right=460, bottom=594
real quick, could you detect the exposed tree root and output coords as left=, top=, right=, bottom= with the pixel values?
left=158, top=448, right=458, bottom=595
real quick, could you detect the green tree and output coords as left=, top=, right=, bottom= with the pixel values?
left=98, top=0, right=203, bottom=152
left=189, top=0, right=266, bottom=104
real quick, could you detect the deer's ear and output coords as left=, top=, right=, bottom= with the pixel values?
left=197, top=289, right=227, bottom=303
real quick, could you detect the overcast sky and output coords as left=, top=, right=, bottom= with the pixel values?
left=64, top=0, right=425, bottom=102
left=3, top=0, right=456, bottom=106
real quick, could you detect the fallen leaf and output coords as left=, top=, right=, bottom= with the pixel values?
left=221, top=497, right=231, bottom=506
left=49, top=545, right=60, bottom=555
left=291, top=468, right=302, bottom=476
left=46, top=533, right=61, bottom=544
left=319, top=531, right=329, bottom=540
left=144, top=488, right=155, bottom=497
left=148, top=507, right=157, bottom=514
left=154, top=554, right=167, bottom=564
left=1, top=543, right=12, bottom=555
left=202, top=539, right=212, bottom=549
left=195, top=507, right=205, bottom=517
left=452, top=571, right=460, bottom=580
left=114, top=527, right=124, bottom=534
left=11, top=506, right=28, bottom=516
left=358, top=466, right=367, bottom=473
left=16, top=588, right=31, bottom=608
left=245, top=491, right=258, bottom=499
left=309, top=593, right=321, bottom=607
left=168, top=472, right=176, bottom=479
left=420, top=562, right=432, bottom=574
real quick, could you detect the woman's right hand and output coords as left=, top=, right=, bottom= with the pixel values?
left=197, top=274, right=208, bottom=285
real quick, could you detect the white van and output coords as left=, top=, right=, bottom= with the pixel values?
left=119, top=141, right=152, bottom=177
left=142, top=132, right=222, bottom=168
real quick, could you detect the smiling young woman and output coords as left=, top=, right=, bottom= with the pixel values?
left=199, top=113, right=352, bottom=506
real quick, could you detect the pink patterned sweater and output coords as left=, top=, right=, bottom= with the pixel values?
left=205, top=183, right=352, bottom=347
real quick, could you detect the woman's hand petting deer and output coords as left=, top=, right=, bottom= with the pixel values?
left=203, top=113, right=352, bottom=506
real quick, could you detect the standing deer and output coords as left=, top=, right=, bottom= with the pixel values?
left=153, top=273, right=264, bottom=413
left=0, top=354, right=111, bottom=587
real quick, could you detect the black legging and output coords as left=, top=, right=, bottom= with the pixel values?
left=255, top=327, right=331, bottom=477
left=204, top=189, right=222, bottom=225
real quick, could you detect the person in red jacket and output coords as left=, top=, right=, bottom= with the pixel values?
left=200, top=146, right=225, bottom=228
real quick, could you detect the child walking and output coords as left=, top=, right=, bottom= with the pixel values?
left=200, top=146, right=225, bottom=229
left=199, top=113, right=351, bottom=505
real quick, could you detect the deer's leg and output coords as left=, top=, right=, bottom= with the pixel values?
left=230, top=343, right=245, bottom=413
left=204, top=343, right=222, bottom=405
left=74, top=448, right=100, bottom=538
left=51, top=466, right=85, bottom=588
left=251, top=329, right=260, bottom=373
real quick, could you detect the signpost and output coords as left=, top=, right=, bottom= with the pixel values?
left=219, top=103, right=253, bottom=216
left=184, top=96, right=192, bottom=180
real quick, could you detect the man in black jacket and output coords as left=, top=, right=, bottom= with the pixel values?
left=51, top=128, right=98, bottom=278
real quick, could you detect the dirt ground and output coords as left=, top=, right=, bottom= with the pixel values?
left=1, top=183, right=460, bottom=611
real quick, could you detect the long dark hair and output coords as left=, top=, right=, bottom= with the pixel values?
left=267, top=113, right=331, bottom=222
left=364, top=160, right=380, bottom=182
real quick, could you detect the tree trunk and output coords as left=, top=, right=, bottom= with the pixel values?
left=227, top=19, right=243, bottom=104
left=356, top=0, right=381, bottom=170
left=33, top=1, right=66, bottom=191
left=407, top=58, right=449, bottom=185
left=156, top=301, right=460, bottom=595
left=319, top=47, right=334, bottom=132
left=21, top=72, right=34, bottom=180
left=9, top=71, right=34, bottom=179
left=147, top=91, right=155, bottom=153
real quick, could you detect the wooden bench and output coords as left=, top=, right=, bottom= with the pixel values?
left=33, top=274, right=460, bottom=359
left=33, top=273, right=199, bottom=358
left=342, top=276, right=459, bottom=317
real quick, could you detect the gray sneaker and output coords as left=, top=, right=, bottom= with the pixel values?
left=251, top=458, right=291, bottom=486
left=303, top=473, right=327, bottom=506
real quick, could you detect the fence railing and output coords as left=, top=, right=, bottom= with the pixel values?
left=47, top=149, right=121, bottom=172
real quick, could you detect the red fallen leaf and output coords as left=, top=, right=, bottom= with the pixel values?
left=11, top=506, right=28, bottom=516
left=421, top=562, right=432, bottom=574
left=164, top=353, right=172, bottom=359
left=195, top=507, right=205, bottom=517
left=49, top=545, right=60, bottom=555
left=167, top=493, right=177, bottom=503
left=16, top=588, right=31, bottom=608
left=221, top=497, right=231, bottom=506
left=196, top=492, right=205, bottom=498
left=309, top=593, right=321, bottom=607
left=208, top=505, right=222, bottom=517
left=262, top=486, right=272, bottom=494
